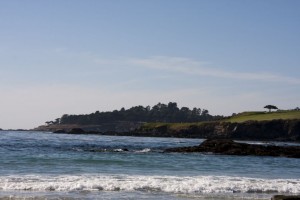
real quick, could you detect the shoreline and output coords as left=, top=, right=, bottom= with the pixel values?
left=31, top=119, right=300, bottom=142
left=3, top=129, right=300, bottom=144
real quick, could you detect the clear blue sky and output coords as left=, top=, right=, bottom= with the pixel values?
left=0, top=0, right=299, bottom=129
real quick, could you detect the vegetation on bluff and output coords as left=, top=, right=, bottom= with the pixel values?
left=140, top=110, right=300, bottom=131
left=46, top=102, right=224, bottom=125
left=264, top=105, right=278, bottom=112
left=224, top=110, right=300, bottom=123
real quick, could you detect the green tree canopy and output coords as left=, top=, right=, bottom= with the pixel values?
left=52, top=102, right=224, bottom=125
left=264, top=105, right=278, bottom=112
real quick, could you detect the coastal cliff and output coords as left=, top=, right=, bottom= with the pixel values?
left=32, top=107, right=300, bottom=142
left=133, top=119, right=300, bottom=141
left=36, top=119, right=300, bottom=142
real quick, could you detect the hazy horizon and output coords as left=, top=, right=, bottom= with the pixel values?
left=1, top=0, right=299, bottom=129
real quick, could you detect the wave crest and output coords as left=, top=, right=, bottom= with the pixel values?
left=0, top=175, right=299, bottom=194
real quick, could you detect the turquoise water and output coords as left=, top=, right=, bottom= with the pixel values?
left=0, top=131, right=299, bottom=199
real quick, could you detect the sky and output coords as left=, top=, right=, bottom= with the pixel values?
left=0, top=0, right=299, bottom=129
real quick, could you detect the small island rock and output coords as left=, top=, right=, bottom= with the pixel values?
left=165, top=139, right=300, bottom=158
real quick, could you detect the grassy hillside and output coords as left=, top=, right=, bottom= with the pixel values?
left=140, top=110, right=300, bottom=130
left=223, top=110, right=300, bottom=123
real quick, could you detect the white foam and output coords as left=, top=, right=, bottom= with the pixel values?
left=135, top=148, right=151, bottom=153
left=113, top=149, right=124, bottom=152
left=0, top=174, right=299, bottom=194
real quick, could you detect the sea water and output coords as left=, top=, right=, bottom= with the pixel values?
left=0, top=131, right=299, bottom=199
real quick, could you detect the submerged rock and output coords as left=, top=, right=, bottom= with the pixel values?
left=165, top=139, right=300, bottom=158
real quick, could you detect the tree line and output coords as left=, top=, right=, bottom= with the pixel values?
left=46, top=102, right=224, bottom=125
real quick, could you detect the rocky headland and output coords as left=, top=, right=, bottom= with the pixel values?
left=34, top=121, right=144, bottom=133
left=34, top=119, right=300, bottom=142
left=134, top=119, right=300, bottom=142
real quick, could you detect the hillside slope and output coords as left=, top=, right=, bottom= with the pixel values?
left=135, top=111, right=300, bottom=141
left=224, top=110, right=300, bottom=123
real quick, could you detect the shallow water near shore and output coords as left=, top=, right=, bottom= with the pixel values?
left=0, top=131, right=299, bottom=199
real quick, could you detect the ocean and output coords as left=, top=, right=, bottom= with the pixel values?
left=0, top=131, right=299, bottom=199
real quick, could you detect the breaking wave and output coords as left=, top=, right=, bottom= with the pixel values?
left=0, top=174, right=299, bottom=194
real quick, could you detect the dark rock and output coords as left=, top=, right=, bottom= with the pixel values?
left=68, top=128, right=86, bottom=134
left=165, top=139, right=300, bottom=158
left=35, top=121, right=144, bottom=133
left=53, top=129, right=66, bottom=133
left=272, top=195, right=300, bottom=200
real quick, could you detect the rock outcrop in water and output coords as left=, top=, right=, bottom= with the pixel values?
left=272, top=195, right=300, bottom=200
left=165, top=139, right=300, bottom=158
